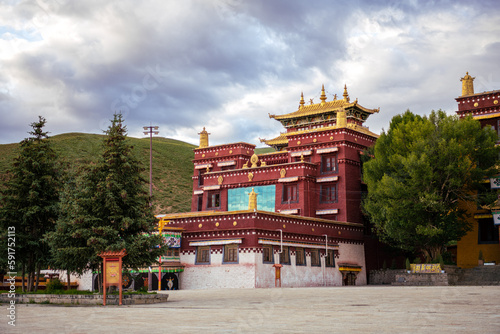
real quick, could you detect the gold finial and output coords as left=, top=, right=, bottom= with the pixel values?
left=460, top=71, right=475, bottom=96
left=343, top=84, right=350, bottom=102
left=299, top=92, right=305, bottom=109
left=198, top=127, right=210, bottom=148
left=248, top=188, right=258, bottom=210
left=300, top=154, right=304, bottom=162
left=336, top=108, right=347, bottom=128
left=320, top=84, right=327, bottom=105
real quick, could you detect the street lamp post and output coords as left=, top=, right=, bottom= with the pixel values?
left=143, top=125, right=159, bottom=204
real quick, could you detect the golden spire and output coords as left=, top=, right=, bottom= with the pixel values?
left=320, top=84, right=327, bottom=105
left=248, top=188, right=258, bottom=210
left=336, top=108, right=347, bottom=128
left=198, top=127, right=210, bottom=148
left=460, top=71, right=475, bottom=96
left=343, top=84, right=350, bottom=102
left=299, top=92, right=305, bottom=109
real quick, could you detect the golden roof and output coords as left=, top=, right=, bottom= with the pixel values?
left=269, top=86, right=379, bottom=121
left=260, top=132, right=288, bottom=146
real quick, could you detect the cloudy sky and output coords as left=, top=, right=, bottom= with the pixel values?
left=1, top=0, right=500, bottom=146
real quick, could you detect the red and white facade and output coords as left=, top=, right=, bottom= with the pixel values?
left=158, top=85, right=379, bottom=289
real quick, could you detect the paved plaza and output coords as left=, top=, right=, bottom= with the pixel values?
left=2, top=286, right=500, bottom=333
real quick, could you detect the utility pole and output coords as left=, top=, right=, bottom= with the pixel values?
left=143, top=125, right=159, bottom=204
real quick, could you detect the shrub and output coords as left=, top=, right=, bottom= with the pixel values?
left=405, top=258, right=411, bottom=271
left=45, top=278, right=64, bottom=293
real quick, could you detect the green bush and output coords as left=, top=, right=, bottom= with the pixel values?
left=405, top=258, right=411, bottom=271
left=45, top=278, right=64, bottom=293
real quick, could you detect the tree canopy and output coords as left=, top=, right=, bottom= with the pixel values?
left=45, top=114, right=163, bottom=280
left=362, top=110, right=499, bottom=259
left=0, top=116, right=60, bottom=291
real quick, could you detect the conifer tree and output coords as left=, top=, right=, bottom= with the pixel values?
left=0, top=116, right=60, bottom=292
left=46, top=114, right=162, bottom=290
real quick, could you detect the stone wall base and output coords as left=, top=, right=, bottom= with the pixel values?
left=0, top=293, right=168, bottom=305
left=391, top=273, right=448, bottom=286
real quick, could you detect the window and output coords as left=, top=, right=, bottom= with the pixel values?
left=207, top=191, right=220, bottom=209
left=223, top=244, right=239, bottom=263
left=263, top=245, right=274, bottom=263
left=320, top=184, right=337, bottom=203
left=196, top=246, right=210, bottom=264
left=310, top=249, right=320, bottom=266
left=198, top=169, right=205, bottom=186
left=321, top=154, right=337, bottom=174
left=196, top=195, right=203, bottom=211
left=295, top=247, right=305, bottom=266
left=282, top=184, right=298, bottom=203
left=478, top=218, right=499, bottom=244
left=279, top=246, right=290, bottom=265
left=325, top=249, right=335, bottom=267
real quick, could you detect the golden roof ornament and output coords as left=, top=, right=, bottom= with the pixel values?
left=248, top=188, right=258, bottom=210
left=343, top=84, right=350, bottom=102
left=299, top=92, right=305, bottom=109
left=198, top=127, right=210, bottom=148
left=320, top=84, right=327, bottom=105
left=250, top=153, right=259, bottom=168
left=461, top=71, right=475, bottom=96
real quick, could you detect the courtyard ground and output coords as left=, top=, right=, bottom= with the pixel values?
left=1, top=285, right=499, bottom=333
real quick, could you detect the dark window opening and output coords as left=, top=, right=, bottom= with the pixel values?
left=321, top=154, right=337, bottom=174
left=478, top=218, right=499, bottom=244
left=282, top=184, right=298, bottom=203
left=320, top=184, right=337, bottom=203
left=207, top=191, right=220, bottom=209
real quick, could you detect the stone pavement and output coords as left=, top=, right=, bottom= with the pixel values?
left=2, top=286, right=500, bottom=333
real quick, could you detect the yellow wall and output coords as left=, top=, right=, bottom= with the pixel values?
left=457, top=201, right=500, bottom=268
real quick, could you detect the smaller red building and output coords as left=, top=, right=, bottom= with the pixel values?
left=158, top=85, right=380, bottom=288
left=456, top=72, right=500, bottom=268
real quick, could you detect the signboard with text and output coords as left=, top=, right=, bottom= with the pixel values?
left=410, top=263, right=441, bottom=273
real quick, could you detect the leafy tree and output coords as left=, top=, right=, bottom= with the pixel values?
left=363, top=110, right=499, bottom=259
left=45, top=114, right=162, bottom=290
left=0, top=116, right=60, bottom=291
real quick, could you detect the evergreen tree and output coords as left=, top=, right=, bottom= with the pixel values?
left=363, top=110, right=499, bottom=259
left=45, top=114, right=162, bottom=289
left=0, top=116, right=60, bottom=291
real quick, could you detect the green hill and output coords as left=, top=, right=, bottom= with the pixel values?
left=0, top=133, right=196, bottom=215
left=0, top=133, right=276, bottom=216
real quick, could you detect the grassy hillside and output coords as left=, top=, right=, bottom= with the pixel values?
left=0, top=133, right=277, bottom=215
left=0, top=133, right=196, bottom=215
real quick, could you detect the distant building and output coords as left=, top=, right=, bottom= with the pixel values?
left=456, top=72, right=500, bottom=268
left=156, top=85, right=380, bottom=289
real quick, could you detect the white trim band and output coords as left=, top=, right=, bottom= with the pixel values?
left=190, top=239, right=243, bottom=246
left=316, top=209, right=338, bottom=215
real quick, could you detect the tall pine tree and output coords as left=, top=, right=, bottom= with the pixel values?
left=46, top=114, right=162, bottom=290
left=0, top=116, right=60, bottom=291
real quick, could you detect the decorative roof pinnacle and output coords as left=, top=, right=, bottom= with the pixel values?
left=299, top=92, right=305, bottom=109
left=198, top=127, right=210, bottom=148
left=343, top=84, right=350, bottom=102
left=460, top=71, right=475, bottom=96
left=320, top=84, right=327, bottom=105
